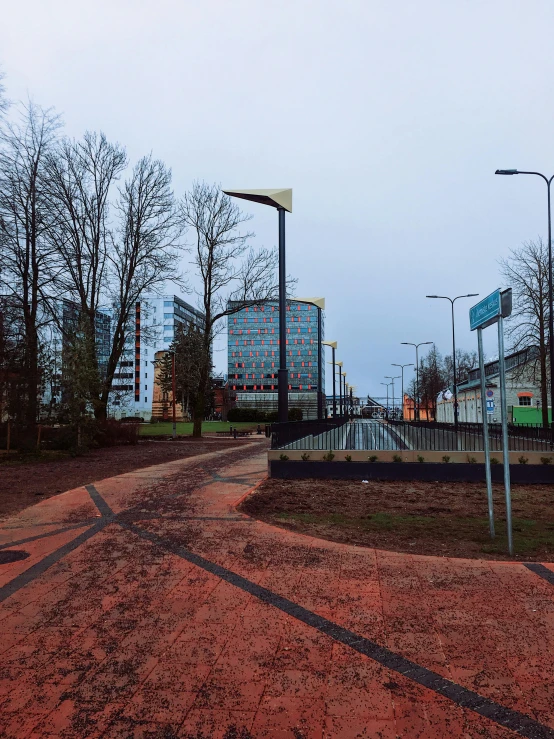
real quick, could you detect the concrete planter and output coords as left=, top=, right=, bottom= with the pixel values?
left=269, top=460, right=554, bottom=483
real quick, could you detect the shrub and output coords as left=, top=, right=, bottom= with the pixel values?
left=541, top=456, right=552, bottom=465
left=300, top=452, right=310, bottom=461
left=345, top=454, right=352, bottom=462
left=368, top=455, right=378, bottom=463
left=467, top=455, right=477, bottom=464
left=518, top=455, right=528, bottom=465
left=392, top=454, right=402, bottom=463
left=490, top=457, right=500, bottom=465
left=442, top=455, right=451, bottom=464
left=417, top=455, right=425, bottom=463
left=227, top=407, right=303, bottom=422
left=323, top=451, right=335, bottom=462
left=279, top=453, right=289, bottom=461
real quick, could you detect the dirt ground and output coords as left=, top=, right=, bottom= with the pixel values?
left=0, top=437, right=265, bottom=521
left=239, top=477, right=554, bottom=561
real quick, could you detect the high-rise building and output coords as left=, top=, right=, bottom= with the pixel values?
left=111, top=294, right=205, bottom=419
left=227, top=299, right=324, bottom=419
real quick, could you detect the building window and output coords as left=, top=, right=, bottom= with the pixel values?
left=145, top=397, right=148, bottom=403
left=518, top=396, right=532, bottom=406
left=145, top=385, right=147, bottom=390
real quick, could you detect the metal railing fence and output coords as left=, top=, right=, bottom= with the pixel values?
left=271, top=418, right=554, bottom=452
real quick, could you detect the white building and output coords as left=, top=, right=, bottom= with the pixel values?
left=436, top=346, right=546, bottom=424
left=110, top=294, right=205, bottom=420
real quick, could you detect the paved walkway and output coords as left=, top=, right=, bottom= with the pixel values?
left=1, top=442, right=554, bottom=738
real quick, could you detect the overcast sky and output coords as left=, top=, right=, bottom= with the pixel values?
left=3, top=0, right=554, bottom=399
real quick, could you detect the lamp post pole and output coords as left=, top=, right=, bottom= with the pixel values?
left=426, top=294, right=478, bottom=428
left=495, top=169, right=554, bottom=428
left=385, top=376, right=401, bottom=420
left=277, top=208, right=288, bottom=423
left=222, top=188, right=292, bottom=424
left=392, top=363, right=413, bottom=421
left=401, top=342, right=432, bottom=421
left=380, top=382, right=391, bottom=419
left=323, top=341, right=337, bottom=418
left=341, top=372, right=347, bottom=417
left=336, top=361, right=343, bottom=416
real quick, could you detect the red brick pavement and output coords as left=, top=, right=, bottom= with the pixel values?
left=1, top=441, right=554, bottom=738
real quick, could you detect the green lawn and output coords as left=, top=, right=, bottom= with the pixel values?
left=139, top=421, right=262, bottom=436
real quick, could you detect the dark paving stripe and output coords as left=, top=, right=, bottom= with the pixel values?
left=85, top=485, right=115, bottom=518
left=0, top=523, right=92, bottom=551
left=120, top=519, right=554, bottom=739
left=524, top=563, right=554, bottom=586
left=0, top=521, right=106, bottom=603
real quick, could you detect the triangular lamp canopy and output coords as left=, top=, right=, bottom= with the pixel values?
left=223, top=188, right=292, bottom=213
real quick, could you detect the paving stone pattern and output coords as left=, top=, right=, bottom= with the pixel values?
left=1, top=441, right=554, bottom=738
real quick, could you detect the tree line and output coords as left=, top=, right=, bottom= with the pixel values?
left=0, top=79, right=281, bottom=439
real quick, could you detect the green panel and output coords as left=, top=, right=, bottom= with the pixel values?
left=511, top=406, right=552, bottom=424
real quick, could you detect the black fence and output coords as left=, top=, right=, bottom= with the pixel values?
left=271, top=418, right=554, bottom=452
left=389, top=420, right=554, bottom=452
left=270, top=417, right=348, bottom=449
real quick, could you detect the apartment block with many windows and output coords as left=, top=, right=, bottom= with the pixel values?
left=227, top=299, right=324, bottom=419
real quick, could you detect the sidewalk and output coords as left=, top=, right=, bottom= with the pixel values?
left=1, top=441, right=554, bottom=738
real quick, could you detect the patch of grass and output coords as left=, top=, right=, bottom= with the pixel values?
left=139, top=421, right=259, bottom=436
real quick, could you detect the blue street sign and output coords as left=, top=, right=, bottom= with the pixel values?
left=486, top=399, right=495, bottom=414
left=470, top=290, right=501, bottom=331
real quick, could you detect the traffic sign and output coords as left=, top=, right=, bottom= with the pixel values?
left=470, top=290, right=502, bottom=331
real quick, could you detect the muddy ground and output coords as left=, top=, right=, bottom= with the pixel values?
left=239, top=477, right=554, bottom=561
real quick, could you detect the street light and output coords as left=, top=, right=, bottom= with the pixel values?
left=392, top=363, right=413, bottom=420
left=336, top=361, right=344, bottom=415
left=401, top=341, right=433, bottom=421
left=223, top=188, right=292, bottom=423
left=323, top=341, right=337, bottom=417
left=426, top=294, right=478, bottom=428
left=295, top=297, right=325, bottom=419
left=384, top=375, right=401, bottom=419
left=341, top=371, right=347, bottom=417
left=380, top=382, right=392, bottom=419
left=495, top=168, right=554, bottom=426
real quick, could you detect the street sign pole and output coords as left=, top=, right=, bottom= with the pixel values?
left=477, top=327, right=495, bottom=539
left=497, top=315, right=514, bottom=556
left=470, top=288, right=513, bottom=554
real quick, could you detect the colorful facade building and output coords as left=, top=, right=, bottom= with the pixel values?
left=227, top=298, right=325, bottom=419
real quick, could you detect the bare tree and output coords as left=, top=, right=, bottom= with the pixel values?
left=0, top=102, right=61, bottom=426
left=500, top=238, right=549, bottom=427
left=46, top=140, right=182, bottom=419
left=0, top=71, right=8, bottom=117
left=181, top=181, right=280, bottom=437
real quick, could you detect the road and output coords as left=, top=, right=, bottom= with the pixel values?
left=345, top=419, right=407, bottom=450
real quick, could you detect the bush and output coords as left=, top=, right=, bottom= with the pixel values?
left=442, top=455, right=451, bottom=464
left=345, top=454, right=352, bottom=462
left=279, top=453, right=289, bottom=461
left=368, top=455, right=378, bottom=463
left=490, top=457, right=500, bottom=465
left=300, top=452, right=310, bottom=461
left=541, top=456, right=552, bottom=465
left=417, top=455, right=425, bottom=463
left=392, top=454, right=402, bottom=463
left=323, top=451, right=335, bottom=462
left=227, top=407, right=303, bottom=423
left=467, top=455, right=477, bottom=464
left=518, top=455, right=529, bottom=465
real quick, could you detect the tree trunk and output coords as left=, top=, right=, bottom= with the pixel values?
left=540, top=344, right=549, bottom=428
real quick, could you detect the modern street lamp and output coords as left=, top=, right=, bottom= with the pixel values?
left=401, top=341, right=433, bottom=421
left=223, top=188, right=292, bottom=423
left=426, top=294, right=478, bottom=428
left=380, top=382, right=392, bottom=419
left=336, top=361, right=344, bottom=415
left=323, top=341, right=337, bottom=417
left=495, top=169, right=554, bottom=426
left=392, top=363, right=413, bottom=420
left=295, top=298, right=325, bottom=419
left=384, top=375, right=401, bottom=419
left=341, top=371, right=347, bottom=417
